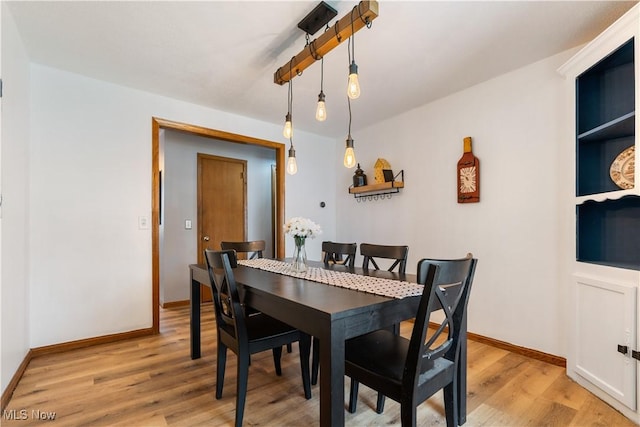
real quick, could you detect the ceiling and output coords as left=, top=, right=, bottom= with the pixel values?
left=6, top=0, right=638, bottom=139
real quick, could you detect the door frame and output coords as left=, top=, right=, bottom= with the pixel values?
left=151, top=117, right=286, bottom=333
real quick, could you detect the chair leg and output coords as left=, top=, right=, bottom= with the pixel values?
left=272, top=346, right=283, bottom=376
left=311, top=336, right=320, bottom=385
left=375, top=393, right=386, bottom=414
left=443, top=381, right=459, bottom=427
left=287, top=343, right=292, bottom=353
left=400, top=403, right=417, bottom=427
left=347, top=378, right=359, bottom=413
left=298, top=334, right=312, bottom=399
left=235, top=352, right=250, bottom=427
left=216, top=341, right=227, bottom=399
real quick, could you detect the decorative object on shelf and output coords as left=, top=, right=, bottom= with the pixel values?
left=457, top=136, right=480, bottom=203
left=284, top=217, right=322, bottom=272
left=353, top=163, right=367, bottom=187
left=373, top=158, right=392, bottom=183
left=349, top=170, right=404, bottom=201
left=610, top=145, right=635, bottom=190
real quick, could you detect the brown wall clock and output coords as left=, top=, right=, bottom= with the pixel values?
left=457, top=136, right=480, bottom=203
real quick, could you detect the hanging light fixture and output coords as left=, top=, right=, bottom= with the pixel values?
left=347, top=8, right=361, bottom=99
left=283, top=80, right=293, bottom=138
left=315, top=57, right=327, bottom=121
left=285, top=59, right=298, bottom=175
left=273, top=0, right=377, bottom=86
left=344, top=97, right=356, bottom=168
left=287, top=137, right=298, bottom=175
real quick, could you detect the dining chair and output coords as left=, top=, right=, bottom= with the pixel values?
left=311, top=241, right=357, bottom=385
left=221, top=240, right=292, bottom=353
left=204, top=249, right=312, bottom=427
left=345, top=254, right=477, bottom=426
left=360, top=243, right=409, bottom=274
left=321, top=241, right=357, bottom=267
left=221, top=240, right=265, bottom=260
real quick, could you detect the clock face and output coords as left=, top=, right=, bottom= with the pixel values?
left=459, top=166, right=477, bottom=193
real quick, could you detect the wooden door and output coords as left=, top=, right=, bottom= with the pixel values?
left=197, top=154, right=247, bottom=300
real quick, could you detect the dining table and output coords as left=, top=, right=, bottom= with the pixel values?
left=189, top=259, right=468, bottom=427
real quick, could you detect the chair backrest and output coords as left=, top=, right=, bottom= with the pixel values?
left=321, top=241, right=357, bottom=267
left=405, top=253, right=477, bottom=387
left=360, top=243, right=409, bottom=274
left=220, top=240, right=265, bottom=260
left=204, top=249, right=247, bottom=342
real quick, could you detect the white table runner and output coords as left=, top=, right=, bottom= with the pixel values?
left=238, top=258, right=424, bottom=299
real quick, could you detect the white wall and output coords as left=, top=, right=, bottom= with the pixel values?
left=1, top=4, right=31, bottom=395
left=336, top=50, right=576, bottom=357
left=27, top=64, right=336, bottom=348
left=161, top=131, right=277, bottom=304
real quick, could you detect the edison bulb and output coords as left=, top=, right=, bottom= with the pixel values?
left=283, top=113, right=292, bottom=139
left=347, top=62, right=360, bottom=99
left=344, top=146, right=356, bottom=168
left=287, top=155, right=298, bottom=175
left=316, top=100, right=327, bottom=121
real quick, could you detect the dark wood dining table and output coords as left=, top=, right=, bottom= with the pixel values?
left=189, top=261, right=468, bottom=426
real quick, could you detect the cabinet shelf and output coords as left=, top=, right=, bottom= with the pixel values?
left=576, top=38, right=635, bottom=198
left=578, top=111, right=635, bottom=142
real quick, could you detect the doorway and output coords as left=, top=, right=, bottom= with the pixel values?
left=151, top=117, right=286, bottom=333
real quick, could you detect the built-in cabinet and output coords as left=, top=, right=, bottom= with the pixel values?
left=559, top=4, right=640, bottom=423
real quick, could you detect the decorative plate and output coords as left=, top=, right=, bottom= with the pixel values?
left=609, top=146, right=635, bottom=189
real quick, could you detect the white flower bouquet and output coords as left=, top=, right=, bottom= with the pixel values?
left=284, top=217, right=322, bottom=240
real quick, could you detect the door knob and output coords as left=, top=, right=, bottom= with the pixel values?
left=203, top=236, right=210, bottom=241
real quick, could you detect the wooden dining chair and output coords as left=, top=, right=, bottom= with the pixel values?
left=321, top=241, right=357, bottom=267
left=221, top=240, right=266, bottom=260
left=360, top=243, right=409, bottom=274
left=204, top=249, right=312, bottom=427
left=221, top=240, right=283, bottom=351
left=346, top=254, right=477, bottom=426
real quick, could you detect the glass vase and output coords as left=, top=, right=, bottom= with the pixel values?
left=291, top=236, right=308, bottom=272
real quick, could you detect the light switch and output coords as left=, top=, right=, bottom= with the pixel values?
left=138, top=216, right=149, bottom=230
left=185, top=220, right=192, bottom=230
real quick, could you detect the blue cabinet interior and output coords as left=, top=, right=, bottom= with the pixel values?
left=575, top=37, right=639, bottom=270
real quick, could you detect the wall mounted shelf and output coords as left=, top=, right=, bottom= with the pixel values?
left=348, top=170, right=404, bottom=201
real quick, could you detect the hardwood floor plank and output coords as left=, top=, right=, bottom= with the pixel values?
left=2, top=305, right=635, bottom=427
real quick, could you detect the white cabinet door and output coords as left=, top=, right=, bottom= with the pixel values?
left=574, top=274, right=637, bottom=410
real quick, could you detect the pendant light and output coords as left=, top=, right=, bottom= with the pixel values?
left=285, top=60, right=298, bottom=175
left=315, top=57, right=327, bottom=121
left=344, top=96, right=356, bottom=168
left=283, top=80, right=293, bottom=138
left=347, top=8, right=361, bottom=99
left=287, top=137, right=298, bottom=175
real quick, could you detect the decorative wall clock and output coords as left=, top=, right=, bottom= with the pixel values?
left=457, top=136, right=480, bottom=203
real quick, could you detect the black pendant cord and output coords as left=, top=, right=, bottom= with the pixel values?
left=320, top=57, right=324, bottom=93
left=350, top=6, right=356, bottom=64
left=288, top=58, right=294, bottom=149
left=347, top=95, right=352, bottom=138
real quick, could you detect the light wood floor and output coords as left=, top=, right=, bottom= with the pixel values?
left=3, top=305, right=636, bottom=426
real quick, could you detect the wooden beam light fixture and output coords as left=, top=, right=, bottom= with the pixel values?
left=273, top=0, right=379, bottom=85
